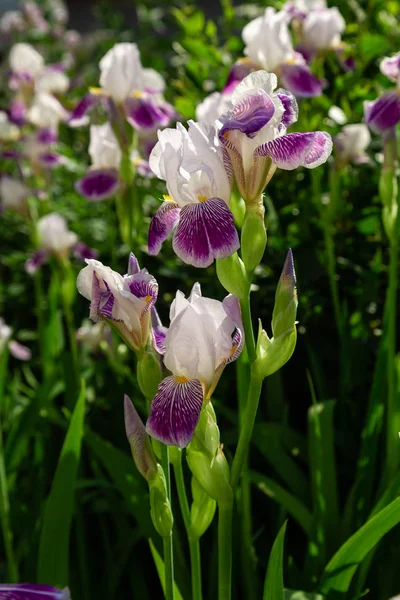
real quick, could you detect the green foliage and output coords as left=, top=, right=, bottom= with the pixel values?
left=263, top=521, right=287, bottom=600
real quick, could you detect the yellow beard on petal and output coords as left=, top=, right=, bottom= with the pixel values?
left=175, top=375, right=189, bottom=383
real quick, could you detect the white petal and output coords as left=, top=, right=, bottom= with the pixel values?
left=9, top=42, right=44, bottom=77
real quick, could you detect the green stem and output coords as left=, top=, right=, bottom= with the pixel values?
left=239, top=290, right=256, bottom=363
left=230, top=371, right=263, bottom=492
left=161, top=445, right=174, bottom=600
left=0, top=420, right=18, bottom=582
left=323, top=225, right=342, bottom=341
left=386, top=228, right=399, bottom=481
left=218, top=501, right=233, bottom=600
left=173, top=455, right=202, bottom=600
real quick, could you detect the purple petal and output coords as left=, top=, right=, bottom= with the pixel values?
left=364, top=91, right=400, bottom=134
left=9, top=99, right=27, bottom=125
left=0, top=150, right=23, bottom=160
left=173, top=197, right=240, bottom=268
left=146, top=376, right=203, bottom=448
left=8, top=340, right=31, bottom=361
left=222, top=60, right=257, bottom=95
left=380, top=53, right=400, bottom=82
left=25, top=249, right=50, bottom=274
left=219, top=90, right=276, bottom=139
left=148, top=201, right=181, bottom=256
left=125, top=97, right=174, bottom=131
left=256, top=131, right=332, bottom=170
left=36, top=128, right=58, bottom=144
left=68, top=93, right=99, bottom=127
left=0, top=583, right=70, bottom=599
left=124, top=273, right=158, bottom=317
left=72, top=242, right=98, bottom=261
left=280, top=62, right=323, bottom=98
left=38, top=152, right=64, bottom=168
left=294, top=43, right=315, bottom=64
left=276, top=89, right=298, bottom=128
left=222, top=294, right=244, bottom=363
left=90, top=275, right=115, bottom=322
left=127, top=253, right=140, bottom=276
left=151, top=306, right=168, bottom=355
left=75, top=169, right=120, bottom=201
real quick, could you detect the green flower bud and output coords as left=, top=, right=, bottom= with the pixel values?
left=216, top=253, right=249, bottom=301
left=186, top=404, right=233, bottom=506
left=241, top=202, right=267, bottom=272
left=253, top=327, right=297, bottom=380
left=124, top=395, right=158, bottom=481
left=190, top=476, right=216, bottom=540
left=137, top=350, right=162, bottom=399
left=272, top=249, right=298, bottom=338
left=149, top=464, right=174, bottom=537
left=230, top=189, right=246, bottom=229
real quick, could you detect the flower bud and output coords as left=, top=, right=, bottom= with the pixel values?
left=186, top=405, right=233, bottom=506
left=272, top=249, right=298, bottom=338
left=124, top=394, right=158, bottom=481
left=230, top=189, right=246, bottom=228
left=241, top=202, right=267, bottom=272
left=190, top=476, right=216, bottom=540
left=253, top=327, right=297, bottom=380
left=216, top=253, right=249, bottom=300
left=137, top=350, right=162, bottom=399
left=149, top=464, right=174, bottom=537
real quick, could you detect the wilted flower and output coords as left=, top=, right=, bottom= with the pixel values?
left=218, top=71, right=332, bottom=203
left=77, top=253, right=158, bottom=352
left=0, top=317, right=31, bottom=361
left=0, top=583, right=70, bottom=599
left=0, top=176, right=30, bottom=213
left=335, top=124, right=371, bottom=167
left=146, top=283, right=243, bottom=448
left=76, top=122, right=122, bottom=201
left=242, top=7, right=323, bottom=97
left=70, top=43, right=175, bottom=132
left=148, top=120, right=239, bottom=267
left=364, top=52, right=400, bottom=135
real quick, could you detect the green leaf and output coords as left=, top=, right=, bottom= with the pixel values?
left=251, top=471, right=312, bottom=534
left=263, top=521, right=287, bottom=600
left=307, top=401, right=339, bottom=566
left=357, top=33, right=389, bottom=64
left=149, top=538, right=184, bottom=600
left=319, top=497, right=400, bottom=595
left=37, top=382, right=85, bottom=587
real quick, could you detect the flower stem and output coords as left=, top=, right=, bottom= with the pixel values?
left=161, top=444, right=174, bottom=600
left=239, top=288, right=256, bottom=363
left=323, top=225, right=342, bottom=341
left=0, top=416, right=18, bottom=582
left=230, top=370, right=263, bottom=492
left=218, top=501, right=233, bottom=600
left=173, top=456, right=202, bottom=600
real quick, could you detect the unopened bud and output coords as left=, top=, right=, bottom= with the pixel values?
left=241, top=202, right=267, bottom=272
left=149, top=464, right=174, bottom=537
left=253, top=327, right=297, bottom=380
left=216, top=253, right=249, bottom=300
left=272, top=249, right=298, bottom=338
left=137, top=350, right=162, bottom=399
left=124, top=395, right=157, bottom=480
left=190, top=476, right=216, bottom=540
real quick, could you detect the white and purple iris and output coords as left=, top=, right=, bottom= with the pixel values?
left=75, top=122, right=122, bottom=201
left=364, top=52, right=400, bottom=136
left=242, top=7, right=323, bottom=97
left=77, top=253, right=158, bottom=353
left=0, top=583, right=70, bottom=599
left=218, top=70, right=332, bottom=203
left=69, top=43, right=175, bottom=132
left=148, top=120, right=239, bottom=268
left=146, top=283, right=243, bottom=448
left=335, top=124, right=371, bottom=167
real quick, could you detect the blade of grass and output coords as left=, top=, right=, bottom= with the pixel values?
left=263, top=521, right=287, bottom=600
left=149, top=538, right=184, bottom=600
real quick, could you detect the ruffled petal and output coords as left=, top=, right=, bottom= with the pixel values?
left=276, top=88, right=298, bottom=128
left=280, top=62, right=323, bottom=98
left=75, top=168, right=120, bottom=201
left=364, top=91, right=400, bottom=134
left=124, top=96, right=174, bottom=131
left=219, top=90, right=276, bottom=139
left=146, top=376, right=203, bottom=448
left=151, top=307, right=168, bottom=355
left=172, top=198, right=239, bottom=268
left=256, top=131, right=332, bottom=170
left=148, top=201, right=181, bottom=255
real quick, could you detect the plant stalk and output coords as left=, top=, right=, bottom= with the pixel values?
left=218, top=501, right=233, bottom=600
left=161, top=444, right=174, bottom=600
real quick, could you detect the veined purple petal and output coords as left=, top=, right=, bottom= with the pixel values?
left=25, top=249, right=50, bottom=274
left=151, top=306, right=168, bottom=355
left=221, top=294, right=244, bottom=363
left=124, top=274, right=158, bottom=317
left=219, top=90, right=276, bottom=139
left=68, top=93, right=99, bottom=127
left=173, top=197, right=239, bottom=268
left=72, top=242, right=98, bottom=261
left=364, top=91, right=400, bottom=134
left=125, top=97, right=174, bottom=131
left=256, top=131, right=332, bottom=170
left=0, top=583, right=70, bottom=599
left=36, top=128, right=58, bottom=144
left=280, top=62, right=323, bottom=98
left=276, top=88, right=298, bottom=128
left=148, top=201, right=181, bottom=256
left=75, top=169, right=120, bottom=202
left=127, top=253, right=140, bottom=276
left=146, top=376, right=203, bottom=448
left=8, top=340, right=31, bottom=361
left=90, top=274, right=115, bottom=322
